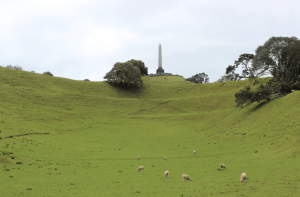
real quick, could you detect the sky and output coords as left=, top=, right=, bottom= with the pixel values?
left=1, top=0, right=299, bottom=82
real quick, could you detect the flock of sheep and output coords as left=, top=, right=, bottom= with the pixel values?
left=136, top=151, right=248, bottom=182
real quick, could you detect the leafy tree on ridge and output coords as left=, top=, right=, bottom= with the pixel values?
left=104, top=62, right=143, bottom=86
left=185, top=72, right=209, bottom=84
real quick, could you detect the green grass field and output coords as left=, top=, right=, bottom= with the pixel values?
left=1, top=66, right=300, bottom=196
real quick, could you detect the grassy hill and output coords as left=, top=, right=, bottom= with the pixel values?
left=0, top=66, right=300, bottom=196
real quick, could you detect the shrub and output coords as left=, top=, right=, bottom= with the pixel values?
left=104, top=62, right=143, bottom=86
left=235, top=78, right=299, bottom=108
left=186, top=72, right=209, bottom=84
left=43, top=71, right=53, bottom=76
left=126, top=59, right=148, bottom=75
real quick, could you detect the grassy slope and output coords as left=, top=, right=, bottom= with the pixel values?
left=0, top=67, right=300, bottom=196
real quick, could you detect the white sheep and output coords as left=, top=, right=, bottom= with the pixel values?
left=193, top=150, right=196, bottom=154
left=181, top=174, right=192, bottom=181
left=137, top=166, right=144, bottom=171
left=164, top=170, right=169, bottom=178
left=220, top=163, right=226, bottom=169
left=240, top=172, right=247, bottom=182
left=164, top=157, right=167, bottom=161
left=292, top=90, right=295, bottom=92
left=137, top=156, right=139, bottom=160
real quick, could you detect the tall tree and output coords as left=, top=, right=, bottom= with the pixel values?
left=271, top=43, right=300, bottom=84
left=252, top=36, right=300, bottom=79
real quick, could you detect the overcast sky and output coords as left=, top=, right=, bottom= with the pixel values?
left=1, top=0, right=299, bottom=82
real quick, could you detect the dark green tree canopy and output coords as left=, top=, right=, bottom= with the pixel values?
left=252, top=36, right=300, bottom=80
left=104, top=62, right=143, bottom=86
left=126, top=59, right=148, bottom=75
left=185, top=72, right=209, bottom=84
left=225, top=37, right=300, bottom=82
left=234, top=78, right=292, bottom=108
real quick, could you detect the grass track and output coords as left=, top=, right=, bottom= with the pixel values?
left=0, top=66, right=300, bottom=196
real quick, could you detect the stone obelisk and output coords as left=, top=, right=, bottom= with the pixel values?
left=158, top=43, right=162, bottom=68
left=156, top=43, right=164, bottom=74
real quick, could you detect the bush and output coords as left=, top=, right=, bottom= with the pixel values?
left=235, top=78, right=299, bottom=108
left=185, top=72, right=209, bottom=84
left=43, top=71, right=53, bottom=76
left=126, top=59, right=148, bottom=75
left=84, top=79, right=90, bottom=81
left=104, top=62, right=143, bottom=86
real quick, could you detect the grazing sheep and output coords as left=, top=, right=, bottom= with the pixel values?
left=137, top=156, right=139, bottom=160
left=193, top=150, right=196, bottom=154
left=164, top=170, right=169, bottom=178
left=164, top=157, right=167, bottom=161
left=181, top=174, right=192, bottom=181
left=137, top=166, right=144, bottom=171
left=240, top=172, right=247, bottom=182
left=220, top=163, right=226, bottom=169
left=292, top=90, right=295, bottom=92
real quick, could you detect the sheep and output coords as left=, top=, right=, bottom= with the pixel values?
left=220, top=163, right=226, bottom=169
left=137, top=156, right=139, bottom=160
left=164, top=157, right=167, bottom=161
left=137, top=166, right=144, bottom=171
left=181, top=174, right=192, bottom=181
left=240, top=172, right=247, bottom=182
left=193, top=150, right=196, bottom=154
left=292, top=90, right=295, bottom=92
left=164, top=170, right=169, bottom=178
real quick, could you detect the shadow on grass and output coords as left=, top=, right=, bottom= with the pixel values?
left=249, top=101, right=269, bottom=112
left=242, top=100, right=269, bottom=114
left=106, top=82, right=144, bottom=97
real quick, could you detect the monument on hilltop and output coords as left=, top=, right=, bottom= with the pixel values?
left=156, top=43, right=164, bottom=74
left=148, top=43, right=181, bottom=77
